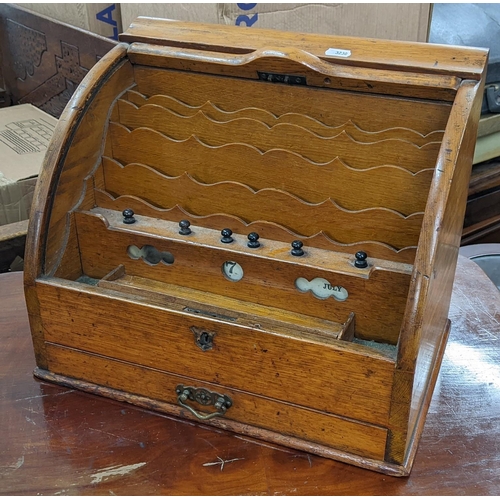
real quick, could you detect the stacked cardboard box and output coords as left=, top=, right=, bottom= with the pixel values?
left=17, top=3, right=432, bottom=43
left=16, top=3, right=123, bottom=40
left=0, top=104, right=57, bottom=226
left=121, top=3, right=431, bottom=41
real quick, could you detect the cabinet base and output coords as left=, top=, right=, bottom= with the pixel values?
left=34, top=366, right=413, bottom=477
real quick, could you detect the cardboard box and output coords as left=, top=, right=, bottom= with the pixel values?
left=0, top=104, right=57, bottom=226
left=16, top=3, right=123, bottom=40
left=121, top=3, right=431, bottom=42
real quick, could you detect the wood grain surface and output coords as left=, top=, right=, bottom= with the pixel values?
left=100, top=158, right=425, bottom=250
left=115, top=98, right=442, bottom=172
left=132, top=66, right=452, bottom=136
left=127, top=43, right=461, bottom=101
left=393, top=80, right=485, bottom=464
left=35, top=278, right=395, bottom=427
left=120, top=18, right=488, bottom=80
left=43, top=343, right=389, bottom=461
left=108, top=123, right=435, bottom=216
left=2, top=256, right=500, bottom=494
left=21, top=21, right=487, bottom=476
left=73, top=210, right=412, bottom=343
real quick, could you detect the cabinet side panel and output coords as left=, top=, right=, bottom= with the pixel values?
left=23, top=44, right=133, bottom=366
left=24, top=44, right=131, bottom=287
left=387, top=79, right=485, bottom=465
left=42, top=59, right=134, bottom=277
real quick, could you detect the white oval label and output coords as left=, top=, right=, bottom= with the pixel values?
left=222, top=261, right=244, bottom=282
left=295, top=277, right=348, bottom=301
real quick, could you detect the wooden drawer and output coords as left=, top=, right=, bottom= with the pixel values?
left=36, top=278, right=395, bottom=427
left=44, top=342, right=389, bottom=461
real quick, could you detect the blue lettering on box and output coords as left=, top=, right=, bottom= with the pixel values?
left=96, top=4, right=119, bottom=40
left=236, top=13, right=258, bottom=27
left=237, top=3, right=257, bottom=10
left=236, top=3, right=258, bottom=27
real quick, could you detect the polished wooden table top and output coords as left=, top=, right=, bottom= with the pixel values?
left=1, top=256, right=500, bottom=494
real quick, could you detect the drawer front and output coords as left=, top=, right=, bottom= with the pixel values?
left=37, top=280, right=395, bottom=427
left=45, top=343, right=388, bottom=461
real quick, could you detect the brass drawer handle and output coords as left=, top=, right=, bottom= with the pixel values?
left=176, top=385, right=232, bottom=420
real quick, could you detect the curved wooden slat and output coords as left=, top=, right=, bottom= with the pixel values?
left=123, top=90, right=444, bottom=147
left=101, top=158, right=423, bottom=249
left=133, top=66, right=452, bottom=138
left=117, top=100, right=441, bottom=172
left=109, top=124, right=433, bottom=215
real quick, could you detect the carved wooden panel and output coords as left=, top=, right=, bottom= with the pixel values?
left=0, top=4, right=115, bottom=117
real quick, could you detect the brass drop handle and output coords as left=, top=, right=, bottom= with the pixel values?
left=176, top=385, right=232, bottom=421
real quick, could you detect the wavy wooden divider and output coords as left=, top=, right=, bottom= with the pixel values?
left=132, top=66, right=452, bottom=137
left=109, top=124, right=433, bottom=215
left=117, top=100, right=440, bottom=172
left=123, top=90, right=444, bottom=147
left=94, top=190, right=418, bottom=263
left=95, top=65, right=450, bottom=262
left=101, top=157, right=423, bottom=249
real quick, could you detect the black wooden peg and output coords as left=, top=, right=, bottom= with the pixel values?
left=122, top=208, right=136, bottom=224
left=291, top=240, right=304, bottom=256
left=354, top=251, right=368, bottom=268
left=221, top=228, right=233, bottom=244
left=179, top=219, right=192, bottom=235
left=247, top=232, right=260, bottom=248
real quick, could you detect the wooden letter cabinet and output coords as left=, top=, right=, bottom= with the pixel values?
left=24, top=19, right=487, bottom=476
